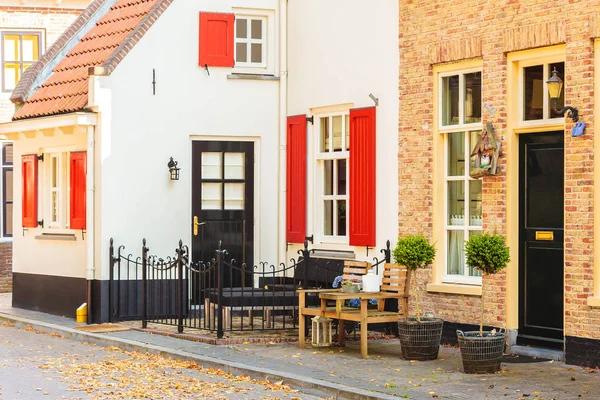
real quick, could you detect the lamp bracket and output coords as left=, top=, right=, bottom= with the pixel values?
left=554, top=105, right=579, bottom=122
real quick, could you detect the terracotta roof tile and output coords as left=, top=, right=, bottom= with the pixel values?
left=13, top=0, right=171, bottom=120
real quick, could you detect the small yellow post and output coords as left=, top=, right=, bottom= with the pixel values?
left=76, top=303, right=88, bottom=323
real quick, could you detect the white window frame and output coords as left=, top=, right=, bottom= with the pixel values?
left=42, top=147, right=72, bottom=231
left=438, top=69, right=483, bottom=285
left=314, top=111, right=350, bottom=245
left=234, top=15, right=267, bottom=68
left=232, top=8, right=275, bottom=75
left=517, top=56, right=565, bottom=127
left=0, top=29, right=44, bottom=95
left=0, top=141, right=12, bottom=239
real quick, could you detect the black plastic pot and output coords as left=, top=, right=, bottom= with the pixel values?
left=457, top=329, right=506, bottom=374
left=397, top=313, right=444, bottom=361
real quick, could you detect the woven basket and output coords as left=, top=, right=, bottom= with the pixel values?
left=397, top=313, right=444, bottom=361
left=457, top=329, right=506, bottom=374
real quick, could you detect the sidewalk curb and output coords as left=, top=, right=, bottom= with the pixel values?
left=0, top=312, right=401, bottom=400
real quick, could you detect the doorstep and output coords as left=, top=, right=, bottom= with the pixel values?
left=508, top=344, right=564, bottom=361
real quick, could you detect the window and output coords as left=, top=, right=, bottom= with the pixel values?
left=439, top=69, right=483, bottom=284
left=45, top=152, right=67, bottom=228
left=234, top=16, right=266, bottom=67
left=522, top=61, right=565, bottom=122
left=317, top=114, right=349, bottom=241
left=1, top=142, right=12, bottom=237
left=2, top=31, right=41, bottom=92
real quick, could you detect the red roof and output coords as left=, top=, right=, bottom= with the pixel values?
left=13, top=0, right=170, bottom=120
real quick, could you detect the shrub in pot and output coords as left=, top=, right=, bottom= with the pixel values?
left=457, top=232, right=510, bottom=374
left=393, top=234, right=443, bottom=361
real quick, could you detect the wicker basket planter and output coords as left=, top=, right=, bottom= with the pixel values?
left=457, top=329, right=506, bottom=374
left=397, top=314, right=444, bottom=361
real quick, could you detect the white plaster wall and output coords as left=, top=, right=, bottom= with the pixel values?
left=13, top=131, right=88, bottom=278
left=96, top=0, right=281, bottom=279
left=287, top=0, right=400, bottom=262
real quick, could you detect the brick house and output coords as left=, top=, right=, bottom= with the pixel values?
left=399, top=1, right=600, bottom=366
left=0, top=0, right=89, bottom=293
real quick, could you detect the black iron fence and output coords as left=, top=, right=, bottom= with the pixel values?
left=109, top=238, right=392, bottom=338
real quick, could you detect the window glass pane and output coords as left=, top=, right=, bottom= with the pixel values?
left=469, top=180, right=482, bottom=225
left=4, top=203, right=12, bottom=236
left=4, top=169, right=12, bottom=202
left=332, top=116, right=343, bottom=151
left=201, top=183, right=222, bottom=210
left=51, top=192, right=58, bottom=223
left=3, top=64, right=19, bottom=91
left=324, top=200, right=333, bottom=235
left=236, top=43, right=247, bottom=63
left=468, top=231, right=482, bottom=276
left=3, top=35, right=19, bottom=61
left=464, top=72, right=481, bottom=124
left=201, top=152, right=222, bottom=179
left=250, top=43, right=262, bottom=63
left=22, top=35, right=39, bottom=61
left=448, top=181, right=464, bottom=226
left=447, top=230, right=465, bottom=275
left=324, top=160, right=333, bottom=195
left=448, top=131, right=465, bottom=176
left=236, top=19, right=247, bottom=39
left=251, top=19, right=262, bottom=39
left=337, top=159, right=347, bottom=195
left=224, top=152, right=244, bottom=179
left=442, top=75, right=459, bottom=126
left=468, top=131, right=480, bottom=172
left=224, top=183, right=244, bottom=210
left=523, top=65, right=544, bottom=121
left=338, top=200, right=346, bottom=236
left=549, top=62, right=565, bottom=119
left=345, top=115, right=349, bottom=150
left=51, top=157, right=58, bottom=188
left=320, top=117, right=329, bottom=152
left=3, top=144, right=12, bottom=165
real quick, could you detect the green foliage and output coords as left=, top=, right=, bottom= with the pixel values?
left=393, top=234, right=436, bottom=271
left=464, top=233, right=510, bottom=275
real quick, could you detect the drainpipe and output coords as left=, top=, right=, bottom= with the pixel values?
left=278, top=0, right=288, bottom=267
left=86, top=124, right=95, bottom=324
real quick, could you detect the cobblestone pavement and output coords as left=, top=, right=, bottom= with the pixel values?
left=1, top=292, right=599, bottom=400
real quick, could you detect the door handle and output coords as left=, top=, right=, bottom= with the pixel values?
left=193, top=216, right=206, bottom=236
left=535, top=231, right=554, bottom=241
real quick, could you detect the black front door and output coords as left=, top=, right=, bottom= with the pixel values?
left=192, top=141, right=254, bottom=288
left=518, top=131, right=564, bottom=348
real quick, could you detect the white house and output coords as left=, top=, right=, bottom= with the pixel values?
left=0, top=0, right=400, bottom=323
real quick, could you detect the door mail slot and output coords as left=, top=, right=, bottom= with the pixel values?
left=536, top=231, right=554, bottom=241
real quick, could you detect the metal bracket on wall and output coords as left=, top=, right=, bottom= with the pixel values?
left=306, top=116, right=314, bottom=124
left=204, top=64, right=210, bottom=76
left=22, top=228, right=27, bottom=236
left=152, top=69, right=156, bottom=95
left=366, top=246, right=373, bottom=257
left=37, top=154, right=44, bottom=161
left=37, top=220, right=43, bottom=227
left=305, top=234, right=314, bottom=244
left=81, top=230, right=86, bottom=240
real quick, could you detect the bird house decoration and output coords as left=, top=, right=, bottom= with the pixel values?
left=470, top=121, right=501, bottom=179
left=311, top=316, right=333, bottom=347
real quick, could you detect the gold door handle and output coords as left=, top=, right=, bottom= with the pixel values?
left=193, top=216, right=200, bottom=236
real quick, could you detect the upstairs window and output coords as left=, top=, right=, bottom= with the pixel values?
left=1, top=142, right=12, bottom=237
left=235, top=16, right=266, bottom=68
left=2, top=32, right=41, bottom=92
left=522, top=61, right=565, bottom=122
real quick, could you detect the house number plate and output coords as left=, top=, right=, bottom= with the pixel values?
left=535, top=231, right=554, bottom=241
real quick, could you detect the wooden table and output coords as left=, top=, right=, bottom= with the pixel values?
left=298, top=289, right=402, bottom=358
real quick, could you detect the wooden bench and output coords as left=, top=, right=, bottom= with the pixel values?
left=298, top=263, right=411, bottom=358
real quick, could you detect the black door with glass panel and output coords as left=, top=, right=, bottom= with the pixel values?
left=191, top=141, right=254, bottom=289
left=518, top=132, right=564, bottom=348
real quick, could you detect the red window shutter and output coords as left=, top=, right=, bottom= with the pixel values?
left=21, top=154, right=37, bottom=228
left=349, top=107, right=376, bottom=247
left=198, top=12, right=235, bottom=67
left=286, top=115, right=307, bottom=243
left=70, top=152, right=86, bottom=230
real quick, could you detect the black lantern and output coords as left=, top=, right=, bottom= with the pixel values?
left=546, top=67, right=579, bottom=122
left=167, top=157, right=180, bottom=180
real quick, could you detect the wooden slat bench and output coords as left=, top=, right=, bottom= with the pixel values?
left=298, top=262, right=411, bottom=358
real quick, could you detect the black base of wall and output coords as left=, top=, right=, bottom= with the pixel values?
left=13, top=272, right=87, bottom=318
left=566, top=336, right=600, bottom=368
left=92, top=280, right=110, bottom=324
left=441, top=321, right=499, bottom=346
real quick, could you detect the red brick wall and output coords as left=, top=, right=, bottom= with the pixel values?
left=0, top=242, right=12, bottom=293
left=399, top=1, right=598, bottom=339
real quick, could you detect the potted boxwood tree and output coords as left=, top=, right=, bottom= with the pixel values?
left=394, top=234, right=443, bottom=361
left=457, top=232, right=510, bottom=374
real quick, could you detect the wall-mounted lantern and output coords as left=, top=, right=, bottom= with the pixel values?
left=167, top=157, right=180, bottom=181
left=546, top=67, right=579, bottom=122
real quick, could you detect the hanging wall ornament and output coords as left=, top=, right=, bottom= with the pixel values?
left=470, top=121, right=501, bottom=179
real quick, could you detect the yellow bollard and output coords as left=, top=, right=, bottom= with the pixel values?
left=76, top=303, right=87, bottom=323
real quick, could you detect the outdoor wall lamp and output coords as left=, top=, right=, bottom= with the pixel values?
left=546, top=67, right=579, bottom=122
left=167, top=157, right=180, bottom=181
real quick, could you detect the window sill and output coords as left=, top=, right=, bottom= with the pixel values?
left=0, top=237, right=13, bottom=243
left=587, top=297, right=600, bottom=307
left=227, top=73, right=279, bottom=81
left=426, top=283, right=482, bottom=296
left=35, top=233, right=76, bottom=241
left=312, top=249, right=355, bottom=260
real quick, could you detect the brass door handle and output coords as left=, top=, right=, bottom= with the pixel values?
left=193, top=216, right=206, bottom=236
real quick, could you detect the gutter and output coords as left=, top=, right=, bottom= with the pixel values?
left=278, top=0, right=288, bottom=266
left=86, top=124, right=96, bottom=324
